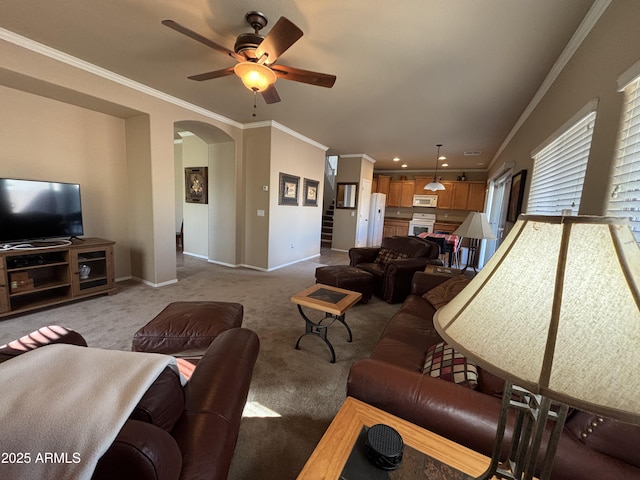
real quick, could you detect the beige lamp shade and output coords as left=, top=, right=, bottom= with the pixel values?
left=434, top=215, right=640, bottom=424
left=234, top=62, right=277, bottom=92
left=454, top=211, right=496, bottom=240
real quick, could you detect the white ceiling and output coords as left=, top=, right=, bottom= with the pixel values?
left=0, top=0, right=596, bottom=171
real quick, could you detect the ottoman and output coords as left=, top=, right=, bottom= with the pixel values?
left=315, top=265, right=374, bottom=304
left=132, top=301, right=243, bottom=356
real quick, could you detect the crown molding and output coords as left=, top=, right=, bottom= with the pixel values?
left=244, top=120, right=329, bottom=151
left=489, top=0, right=612, bottom=170
left=1, top=26, right=335, bottom=152
left=339, top=153, right=377, bottom=164
left=0, top=27, right=244, bottom=128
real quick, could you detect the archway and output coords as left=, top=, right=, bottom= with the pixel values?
left=174, top=120, right=237, bottom=267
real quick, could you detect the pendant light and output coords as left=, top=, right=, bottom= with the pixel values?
left=424, top=144, right=446, bottom=191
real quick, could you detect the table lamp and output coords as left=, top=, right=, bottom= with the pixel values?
left=453, top=211, right=496, bottom=272
left=434, top=215, right=640, bottom=480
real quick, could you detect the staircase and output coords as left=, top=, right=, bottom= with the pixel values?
left=321, top=201, right=334, bottom=248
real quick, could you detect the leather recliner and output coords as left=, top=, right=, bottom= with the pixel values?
left=0, top=325, right=259, bottom=480
left=349, top=236, right=443, bottom=303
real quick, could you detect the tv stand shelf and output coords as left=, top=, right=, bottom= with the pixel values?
left=0, top=238, right=115, bottom=318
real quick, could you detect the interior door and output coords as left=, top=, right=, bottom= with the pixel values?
left=356, top=179, right=372, bottom=247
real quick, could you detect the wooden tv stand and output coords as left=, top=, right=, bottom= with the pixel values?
left=0, top=238, right=116, bottom=318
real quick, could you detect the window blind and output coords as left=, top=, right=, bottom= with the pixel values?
left=527, top=111, right=596, bottom=215
left=607, top=77, right=640, bottom=242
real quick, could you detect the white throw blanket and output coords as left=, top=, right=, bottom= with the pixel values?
left=0, top=343, right=178, bottom=480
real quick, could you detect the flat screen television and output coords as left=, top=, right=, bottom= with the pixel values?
left=0, top=178, right=84, bottom=243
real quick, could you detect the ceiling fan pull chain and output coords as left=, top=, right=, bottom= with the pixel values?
left=253, top=91, right=258, bottom=117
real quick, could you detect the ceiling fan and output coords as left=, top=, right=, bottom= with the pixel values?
left=162, top=11, right=337, bottom=104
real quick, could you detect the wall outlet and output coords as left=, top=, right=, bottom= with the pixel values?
left=257, top=209, right=265, bottom=217
left=262, top=185, right=269, bottom=191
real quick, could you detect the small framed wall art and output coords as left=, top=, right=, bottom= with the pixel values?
left=303, top=178, right=319, bottom=206
left=279, top=172, right=300, bottom=206
left=185, top=167, right=208, bottom=204
left=506, top=169, right=527, bottom=222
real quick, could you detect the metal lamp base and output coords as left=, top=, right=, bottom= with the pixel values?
left=476, top=381, right=570, bottom=480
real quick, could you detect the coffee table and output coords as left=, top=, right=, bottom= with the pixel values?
left=291, top=283, right=362, bottom=363
left=297, top=396, right=498, bottom=480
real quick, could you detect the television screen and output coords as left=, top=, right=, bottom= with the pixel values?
left=0, top=178, right=84, bottom=243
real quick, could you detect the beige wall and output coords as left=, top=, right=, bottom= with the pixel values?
left=208, top=141, right=237, bottom=266
left=243, top=127, right=271, bottom=269
left=489, top=1, right=640, bottom=217
left=0, top=84, right=133, bottom=278
left=0, top=35, right=244, bottom=286
left=180, top=135, right=209, bottom=258
left=268, top=127, right=326, bottom=270
left=332, top=155, right=372, bottom=250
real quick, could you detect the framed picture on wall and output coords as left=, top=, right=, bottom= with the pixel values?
left=279, top=172, right=299, bottom=205
left=303, top=178, right=319, bottom=206
left=506, top=169, right=527, bottom=223
left=185, top=167, right=208, bottom=204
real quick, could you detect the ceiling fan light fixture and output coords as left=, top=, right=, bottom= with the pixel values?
left=234, top=62, right=276, bottom=92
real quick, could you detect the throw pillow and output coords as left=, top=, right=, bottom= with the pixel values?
left=423, top=274, right=470, bottom=309
left=374, top=248, right=409, bottom=266
left=422, top=342, right=478, bottom=389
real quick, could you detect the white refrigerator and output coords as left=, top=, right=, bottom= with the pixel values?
left=367, top=193, right=386, bottom=246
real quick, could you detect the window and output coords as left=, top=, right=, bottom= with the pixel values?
left=607, top=75, right=640, bottom=242
left=527, top=104, right=597, bottom=216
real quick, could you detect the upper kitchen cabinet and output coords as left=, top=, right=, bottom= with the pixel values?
left=375, top=175, right=391, bottom=195
left=437, top=181, right=486, bottom=211
left=387, top=179, right=415, bottom=207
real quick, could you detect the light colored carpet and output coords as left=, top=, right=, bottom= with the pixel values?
left=0, top=249, right=401, bottom=479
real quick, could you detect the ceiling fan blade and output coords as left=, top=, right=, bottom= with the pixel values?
left=262, top=85, right=281, bottom=104
left=271, top=65, right=336, bottom=88
left=188, top=67, right=235, bottom=82
left=162, top=20, right=244, bottom=62
left=254, top=17, right=303, bottom=66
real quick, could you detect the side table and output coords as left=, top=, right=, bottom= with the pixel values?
left=298, top=397, right=501, bottom=479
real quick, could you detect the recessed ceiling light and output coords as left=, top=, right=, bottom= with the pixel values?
left=393, top=157, right=400, bottom=162
left=438, top=155, right=446, bottom=161
left=401, top=163, right=408, bottom=168
left=441, top=163, right=449, bottom=167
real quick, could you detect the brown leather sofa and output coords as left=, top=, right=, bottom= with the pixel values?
left=347, top=271, right=640, bottom=480
left=349, top=236, right=443, bottom=303
left=0, top=325, right=259, bottom=480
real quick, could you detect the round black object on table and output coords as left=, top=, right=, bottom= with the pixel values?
left=364, top=424, right=404, bottom=470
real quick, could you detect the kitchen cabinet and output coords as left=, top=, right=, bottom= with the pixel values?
left=383, top=219, right=410, bottom=237
left=434, top=222, right=461, bottom=234
left=435, top=182, right=454, bottom=209
left=400, top=180, right=415, bottom=206
left=436, top=181, right=486, bottom=211
left=451, top=182, right=470, bottom=210
left=387, top=180, right=415, bottom=207
left=376, top=175, right=391, bottom=195
left=414, top=176, right=431, bottom=194
left=467, top=182, right=487, bottom=211
left=387, top=181, right=402, bottom=206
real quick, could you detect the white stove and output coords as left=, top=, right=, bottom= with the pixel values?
left=408, top=213, right=436, bottom=236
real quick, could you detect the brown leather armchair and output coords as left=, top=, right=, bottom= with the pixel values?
left=349, top=236, right=443, bottom=303
left=0, top=325, right=259, bottom=480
